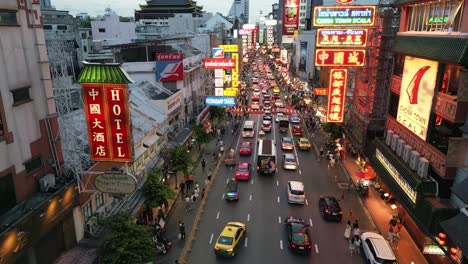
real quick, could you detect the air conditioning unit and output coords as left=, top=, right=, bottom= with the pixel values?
left=390, top=134, right=400, bottom=151
left=396, top=139, right=405, bottom=157
left=385, top=130, right=394, bottom=146
left=402, top=144, right=413, bottom=163
left=409, top=150, right=421, bottom=171
left=39, top=174, right=56, bottom=192
left=417, top=158, right=429, bottom=178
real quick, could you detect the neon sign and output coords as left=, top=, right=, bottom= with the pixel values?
left=316, top=29, right=367, bottom=47
left=313, top=6, right=376, bottom=27
left=326, top=69, right=347, bottom=123
left=315, top=49, right=366, bottom=67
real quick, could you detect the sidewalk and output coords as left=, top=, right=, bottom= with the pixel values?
left=310, top=133, right=428, bottom=264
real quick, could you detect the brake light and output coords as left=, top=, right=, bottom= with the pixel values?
left=291, top=243, right=296, bottom=248
left=307, top=244, right=312, bottom=249
left=338, top=211, right=343, bottom=214
left=301, top=195, right=305, bottom=199
left=256, top=166, right=259, bottom=170
left=288, top=194, right=293, bottom=198
left=325, top=209, right=330, bottom=214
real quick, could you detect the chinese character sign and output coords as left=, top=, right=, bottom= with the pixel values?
left=326, top=69, right=347, bottom=123
left=316, top=29, right=367, bottom=47
left=82, top=83, right=133, bottom=162
left=315, top=49, right=366, bottom=67
left=232, top=53, right=239, bottom=87
left=155, top=53, right=184, bottom=82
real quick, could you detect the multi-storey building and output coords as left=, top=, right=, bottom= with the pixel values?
left=91, top=8, right=136, bottom=46
left=0, top=1, right=78, bottom=263
left=228, top=0, right=250, bottom=22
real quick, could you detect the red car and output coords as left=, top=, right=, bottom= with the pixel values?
left=239, top=141, right=253, bottom=156
left=252, top=94, right=260, bottom=101
left=292, top=125, right=304, bottom=136
left=235, top=162, right=251, bottom=180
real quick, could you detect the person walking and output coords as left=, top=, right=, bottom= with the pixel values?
left=184, top=195, right=191, bottom=211
left=201, top=158, right=206, bottom=170
left=189, top=174, right=195, bottom=189
left=185, top=178, right=191, bottom=193
left=179, top=221, right=186, bottom=240
left=349, top=237, right=356, bottom=256
left=353, top=225, right=361, bottom=240
left=207, top=168, right=212, bottom=181
left=353, top=237, right=361, bottom=254
left=179, top=181, right=185, bottom=195
left=344, top=220, right=352, bottom=239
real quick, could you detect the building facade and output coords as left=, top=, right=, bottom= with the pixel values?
left=91, top=8, right=136, bottom=46
left=227, top=0, right=249, bottom=22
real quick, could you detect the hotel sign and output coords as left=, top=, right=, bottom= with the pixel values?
left=316, top=29, right=367, bottom=47
left=326, top=69, right=347, bottom=123
left=82, top=84, right=133, bottom=162
left=313, top=6, right=376, bottom=27
left=315, top=49, right=365, bottom=67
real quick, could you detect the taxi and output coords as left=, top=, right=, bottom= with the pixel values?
left=214, top=222, right=247, bottom=257
left=297, top=137, right=311, bottom=151
left=273, top=88, right=280, bottom=94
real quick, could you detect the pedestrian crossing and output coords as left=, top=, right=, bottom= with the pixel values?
left=228, top=106, right=300, bottom=115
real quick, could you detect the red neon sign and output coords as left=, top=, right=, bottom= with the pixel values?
left=203, top=58, right=236, bottom=69
left=82, top=83, right=133, bottom=162
left=326, top=69, right=347, bottom=123
left=316, top=29, right=367, bottom=47
left=315, top=49, right=366, bottom=67
left=314, top=88, right=328, bottom=96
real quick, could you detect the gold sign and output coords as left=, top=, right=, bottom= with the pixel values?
left=219, top=45, right=239, bottom=53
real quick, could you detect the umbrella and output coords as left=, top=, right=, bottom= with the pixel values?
left=356, top=169, right=376, bottom=180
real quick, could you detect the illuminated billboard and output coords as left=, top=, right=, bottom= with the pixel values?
left=315, top=49, right=365, bottom=67
left=396, top=57, right=438, bottom=140
left=282, top=0, right=300, bottom=35
left=314, top=88, right=328, bottom=96
left=316, top=29, right=367, bottom=47
left=205, top=96, right=236, bottom=107
left=203, top=58, right=236, bottom=69
left=326, top=69, right=347, bottom=123
left=313, top=6, right=376, bottom=27
left=219, top=44, right=239, bottom=53
left=155, top=53, right=184, bottom=82
left=232, top=53, right=239, bottom=87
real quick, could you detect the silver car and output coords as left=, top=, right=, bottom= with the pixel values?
left=283, top=153, right=298, bottom=170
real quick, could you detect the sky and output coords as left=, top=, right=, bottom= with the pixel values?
left=52, top=0, right=278, bottom=23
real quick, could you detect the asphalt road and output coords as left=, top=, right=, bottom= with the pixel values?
left=188, top=69, right=377, bottom=264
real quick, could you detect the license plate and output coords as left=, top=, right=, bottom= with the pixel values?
left=332, top=213, right=337, bottom=215
left=264, top=170, right=268, bottom=173
left=299, top=246, right=304, bottom=249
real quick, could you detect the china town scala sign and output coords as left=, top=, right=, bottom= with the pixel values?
left=313, top=6, right=376, bottom=27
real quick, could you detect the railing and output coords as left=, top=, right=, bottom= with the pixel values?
left=434, top=93, right=468, bottom=123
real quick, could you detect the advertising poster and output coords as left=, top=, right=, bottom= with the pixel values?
left=155, top=53, right=184, bottom=82
left=396, top=57, right=438, bottom=140
left=282, top=0, right=300, bottom=35
left=203, top=58, right=236, bottom=69
left=205, top=96, right=236, bottom=107
left=212, top=48, right=225, bottom=58
left=299, top=42, right=307, bottom=71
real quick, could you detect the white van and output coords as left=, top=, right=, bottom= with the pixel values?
left=287, top=181, right=305, bottom=205
left=242, top=120, right=255, bottom=138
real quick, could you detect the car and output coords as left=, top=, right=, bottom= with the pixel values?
left=235, top=162, right=251, bottom=180
left=292, top=125, right=304, bottom=136
left=275, top=100, right=284, bottom=107
left=263, top=114, right=272, bottom=121
left=251, top=102, right=260, bottom=110
left=318, top=196, right=343, bottom=221
left=289, top=114, right=301, bottom=124
left=262, top=88, right=268, bottom=94
left=287, top=181, right=305, bottom=204
left=239, top=141, right=253, bottom=156
left=264, top=103, right=272, bottom=111
left=273, top=88, right=280, bottom=94
left=261, top=120, right=272, bottom=132
left=281, top=137, right=294, bottom=150
left=263, top=94, right=271, bottom=100
left=273, top=93, right=281, bottom=99
left=264, top=110, right=272, bottom=116
left=277, top=106, right=285, bottom=113
left=297, top=138, right=311, bottom=151
left=283, top=153, right=298, bottom=170
left=214, top=222, right=247, bottom=257
left=252, top=94, right=260, bottom=101
left=285, top=216, right=312, bottom=254
left=275, top=113, right=284, bottom=122
left=253, top=88, right=260, bottom=93
left=360, top=232, right=397, bottom=264
left=224, top=179, right=239, bottom=201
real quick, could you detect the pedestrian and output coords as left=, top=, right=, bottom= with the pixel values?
left=344, top=220, right=352, bottom=239
left=189, top=174, right=195, bottom=189
left=231, top=128, right=235, bottom=135
left=191, top=192, right=197, bottom=205
left=201, top=158, right=206, bottom=170
left=185, top=195, right=190, bottom=211
left=353, top=225, right=361, bottom=239
left=353, top=220, right=359, bottom=230
left=179, top=181, right=185, bottom=195
left=204, top=177, right=209, bottom=187
left=179, top=221, right=186, bottom=239
left=349, top=237, right=356, bottom=256
left=194, top=181, right=199, bottom=191
left=185, top=178, right=191, bottom=193
left=353, top=237, right=361, bottom=254
left=319, top=146, right=324, bottom=157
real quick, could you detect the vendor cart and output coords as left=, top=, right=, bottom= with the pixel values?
left=224, top=148, right=236, bottom=166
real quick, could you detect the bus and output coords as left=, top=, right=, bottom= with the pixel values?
left=257, top=139, right=276, bottom=176
left=242, top=120, right=255, bottom=138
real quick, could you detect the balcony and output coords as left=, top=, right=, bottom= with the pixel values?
left=434, top=93, right=468, bottom=123
left=390, top=75, right=401, bottom=95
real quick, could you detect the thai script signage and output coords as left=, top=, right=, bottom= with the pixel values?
left=315, top=49, right=365, bottom=67
left=205, top=96, right=236, bottom=107
left=313, top=6, right=376, bottom=27
left=316, top=29, right=367, bottom=47
left=283, top=0, right=300, bottom=35
left=219, top=44, right=239, bottom=53
left=326, top=69, right=347, bottom=123
left=203, top=58, right=236, bottom=69
left=155, top=53, right=184, bottom=82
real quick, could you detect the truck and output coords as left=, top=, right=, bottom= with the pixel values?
left=257, top=139, right=277, bottom=176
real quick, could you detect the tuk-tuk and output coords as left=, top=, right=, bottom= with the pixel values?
left=224, top=149, right=236, bottom=166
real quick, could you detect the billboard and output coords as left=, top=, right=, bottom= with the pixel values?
left=396, top=57, right=438, bottom=140
left=315, top=49, right=366, bottom=67
left=205, top=96, right=236, bottom=107
left=155, top=53, right=184, bottom=82
left=82, top=83, right=133, bottom=162
left=316, top=29, right=368, bottom=47
left=314, top=88, right=328, bottom=96
left=282, top=0, right=300, bottom=35
left=239, top=29, right=252, bottom=35
left=232, top=53, right=239, bottom=87
left=326, top=69, right=347, bottom=123
left=219, top=44, right=239, bottom=52
left=212, top=48, right=225, bottom=58
left=203, top=58, right=236, bottom=69
left=313, top=6, right=376, bottom=27
left=299, top=42, right=307, bottom=71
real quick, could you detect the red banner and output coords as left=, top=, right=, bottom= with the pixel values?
left=316, top=29, right=367, bottom=47
left=315, top=49, right=366, bottom=67
left=314, top=88, right=328, bottom=96
left=82, top=83, right=133, bottom=162
left=282, top=0, right=300, bottom=35
left=203, top=58, right=236, bottom=69
left=326, top=69, right=347, bottom=123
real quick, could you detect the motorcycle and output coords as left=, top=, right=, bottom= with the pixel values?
left=355, top=179, right=370, bottom=196
left=153, top=234, right=172, bottom=255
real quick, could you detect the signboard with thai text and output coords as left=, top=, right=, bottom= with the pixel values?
left=313, top=6, right=376, bottom=27
left=203, top=58, right=236, bottom=69
left=219, top=44, right=239, bottom=53
left=315, top=49, right=365, bottom=67
left=396, top=57, right=438, bottom=141
left=155, top=53, right=184, bottom=82
left=283, top=0, right=300, bottom=35
left=82, top=83, right=133, bottom=162
left=326, top=69, right=347, bottom=123
left=316, top=29, right=367, bottom=47
left=205, top=96, right=236, bottom=107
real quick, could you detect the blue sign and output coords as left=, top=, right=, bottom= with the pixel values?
left=212, top=48, right=225, bottom=58
left=205, top=96, right=236, bottom=107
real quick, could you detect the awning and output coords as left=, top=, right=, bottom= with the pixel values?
left=156, top=124, right=170, bottom=136
left=451, top=177, right=468, bottom=204
left=143, top=134, right=159, bottom=148
left=440, top=212, right=468, bottom=254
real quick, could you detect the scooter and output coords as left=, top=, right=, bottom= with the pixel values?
left=153, top=234, right=172, bottom=255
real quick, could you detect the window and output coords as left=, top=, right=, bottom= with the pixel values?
left=11, top=87, right=31, bottom=106
left=57, top=25, right=67, bottom=30
left=83, top=45, right=87, bottom=52
left=393, top=54, right=405, bottom=77
left=407, top=0, right=463, bottom=32
left=98, top=28, right=106, bottom=32
left=0, top=174, right=16, bottom=216
left=25, top=156, right=42, bottom=173
left=0, top=11, right=18, bottom=26
left=82, top=202, right=92, bottom=221
left=43, top=25, right=52, bottom=30
left=439, top=64, right=463, bottom=96
left=81, top=32, right=87, bottom=38
left=95, top=192, right=104, bottom=208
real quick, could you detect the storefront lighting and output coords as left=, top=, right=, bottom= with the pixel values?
left=438, top=232, right=447, bottom=239
left=390, top=204, right=398, bottom=210
left=383, top=192, right=390, bottom=198
left=450, top=247, right=458, bottom=254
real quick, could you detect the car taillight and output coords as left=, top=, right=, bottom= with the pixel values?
left=325, top=209, right=330, bottom=214
left=256, top=166, right=259, bottom=170
left=291, top=243, right=296, bottom=248
left=301, top=195, right=305, bottom=199
left=288, top=193, right=293, bottom=197
left=307, top=244, right=312, bottom=249
left=338, top=211, right=343, bottom=214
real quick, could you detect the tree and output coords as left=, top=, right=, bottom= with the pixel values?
left=322, top=122, right=343, bottom=140
left=99, top=214, right=155, bottom=264
left=193, top=124, right=211, bottom=150
left=170, top=145, right=193, bottom=187
left=143, top=168, right=177, bottom=209
left=209, top=106, right=226, bottom=123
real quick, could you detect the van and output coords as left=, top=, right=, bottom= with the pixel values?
left=287, top=181, right=305, bottom=205
left=242, top=120, right=255, bottom=138
left=225, top=179, right=239, bottom=201
left=361, top=232, right=397, bottom=264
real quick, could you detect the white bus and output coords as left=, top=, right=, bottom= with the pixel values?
left=257, top=139, right=276, bottom=176
left=242, top=120, right=255, bottom=138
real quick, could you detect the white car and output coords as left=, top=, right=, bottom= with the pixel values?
left=261, top=120, right=272, bottom=132
left=275, top=100, right=284, bottom=108
left=283, top=153, right=298, bottom=170
left=287, top=181, right=305, bottom=204
left=361, top=232, right=397, bottom=264
left=275, top=113, right=285, bottom=123
left=251, top=102, right=260, bottom=110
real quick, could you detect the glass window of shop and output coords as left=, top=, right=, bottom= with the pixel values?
left=95, top=192, right=104, bottom=208
left=428, top=116, right=462, bottom=154
left=82, top=202, right=92, bottom=221
left=407, top=0, right=464, bottom=32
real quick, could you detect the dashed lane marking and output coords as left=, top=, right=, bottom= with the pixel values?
left=276, top=180, right=279, bottom=186
left=309, top=219, right=313, bottom=227
left=226, top=179, right=229, bottom=184
left=247, top=213, right=250, bottom=222
left=277, top=196, right=280, bottom=203
left=216, top=211, right=220, bottom=219
left=245, top=237, right=248, bottom=247
left=305, top=199, right=309, bottom=206
left=280, top=240, right=284, bottom=250
left=278, top=216, right=282, bottom=223
left=251, top=179, right=254, bottom=185
left=250, top=194, right=252, bottom=201
left=209, top=233, right=214, bottom=244
left=222, top=194, right=225, bottom=200
left=315, top=244, right=319, bottom=254
left=299, top=170, right=302, bottom=175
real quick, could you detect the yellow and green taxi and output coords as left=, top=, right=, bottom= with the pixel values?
left=273, top=88, right=280, bottom=94
left=297, top=137, right=311, bottom=151
left=214, top=222, right=246, bottom=257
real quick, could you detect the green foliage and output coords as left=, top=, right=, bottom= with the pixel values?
left=209, top=106, right=226, bottom=121
left=99, top=214, right=155, bottom=264
left=143, top=168, right=177, bottom=208
left=170, top=145, right=192, bottom=176
left=322, top=122, right=343, bottom=140
left=193, top=124, right=211, bottom=145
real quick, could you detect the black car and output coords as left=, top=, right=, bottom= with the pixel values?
left=318, top=196, right=343, bottom=221
left=285, top=216, right=312, bottom=254
left=225, top=179, right=239, bottom=201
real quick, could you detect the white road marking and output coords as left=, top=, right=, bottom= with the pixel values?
left=305, top=199, right=309, bottom=206
left=278, top=216, right=282, bottom=223
left=222, top=194, right=225, bottom=199
left=226, top=179, right=229, bottom=184
left=216, top=211, right=220, bottom=219
left=309, top=219, right=313, bottom=227
left=209, top=233, right=214, bottom=244
left=253, top=115, right=261, bottom=164
left=251, top=179, right=254, bottom=185
left=276, top=180, right=279, bottom=186
left=315, top=244, right=319, bottom=254
left=290, top=125, right=301, bottom=166
left=280, top=240, right=283, bottom=250
left=245, top=237, right=248, bottom=247
left=277, top=196, right=280, bottom=203
left=299, top=169, right=302, bottom=175
left=247, top=213, right=250, bottom=222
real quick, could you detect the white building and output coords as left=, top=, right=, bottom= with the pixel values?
left=91, top=8, right=136, bottom=46
left=136, top=13, right=209, bottom=40
left=228, top=0, right=249, bottom=22
left=197, top=13, right=233, bottom=34
left=292, top=31, right=316, bottom=80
